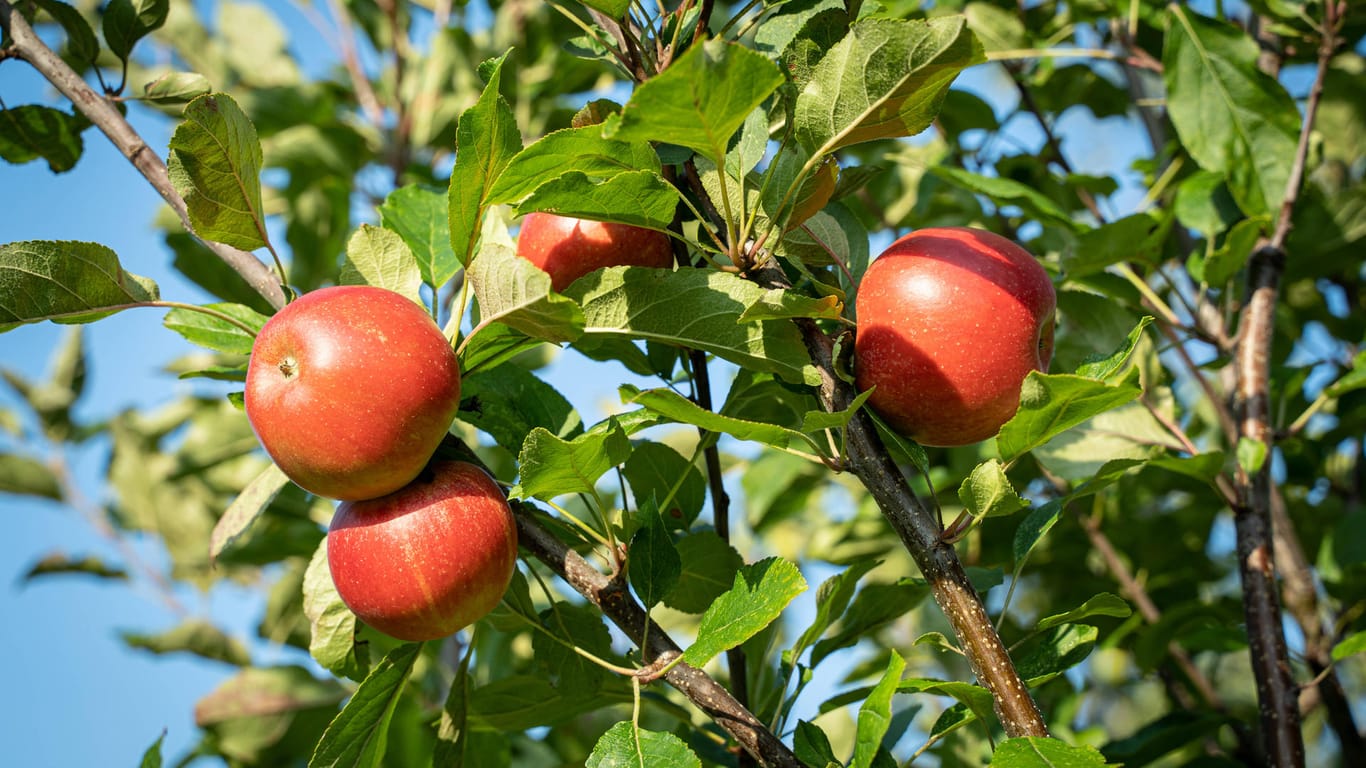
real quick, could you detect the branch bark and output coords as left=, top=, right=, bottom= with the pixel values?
left=0, top=0, right=286, bottom=310
left=513, top=504, right=807, bottom=768
left=750, top=262, right=1049, bottom=739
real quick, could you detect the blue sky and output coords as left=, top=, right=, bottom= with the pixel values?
left=0, top=3, right=1177, bottom=766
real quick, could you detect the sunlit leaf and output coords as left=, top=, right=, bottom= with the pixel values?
left=682, top=557, right=807, bottom=667
left=997, top=372, right=1143, bottom=464
left=608, top=39, right=784, bottom=164
left=958, top=459, right=1029, bottom=519
left=586, top=721, right=701, bottom=768
left=448, top=52, right=521, bottom=267
left=0, top=240, right=159, bottom=331
left=167, top=93, right=269, bottom=251
left=339, top=225, right=424, bottom=306
left=209, top=461, right=289, bottom=563
left=990, top=737, right=1108, bottom=767
left=378, top=186, right=459, bottom=289
left=794, top=17, right=983, bottom=154
left=308, top=642, right=422, bottom=768
left=513, top=422, right=631, bottom=500
left=163, top=302, right=268, bottom=356
left=567, top=268, right=819, bottom=386
left=122, top=619, right=251, bottom=666
left=853, top=651, right=905, bottom=768
left=1164, top=7, right=1299, bottom=216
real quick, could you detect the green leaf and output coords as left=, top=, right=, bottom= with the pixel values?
left=622, top=385, right=820, bottom=452
left=303, top=538, right=365, bottom=680
left=930, top=166, right=1079, bottom=230
left=576, top=0, right=630, bottom=17
left=486, top=125, right=662, bottom=205
left=997, top=372, right=1143, bottom=464
left=1325, top=351, right=1366, bottom=398
left=1164, top=7, right=1300, bottom=216
left=513, top=423, right=632, bottom=500
left=1202, top=215, right=1267, bottom=286
left=812, top=581, right=931, bottom=666
left=102, top=0, right=168, bottom=62
left=0, top=452, right=61, bottom=499
left=458, top=363, right=581, bottom=455
left=622, top=441, right=704, bottom=530
left=0, top=240, right=159, bottom=332
left=1036, top=593, right=1132, bottom=631
left=1075, top=317, right=1153, bottom=381
left=586, top=721, right=702, bottom=768
left=682, top=557, right=807, bottom=668
left=1236, top=436, right=1269, bottom=475
left=122, top=618, right=251, bottom=666
left=378, top=185, right=459, bottom=289
left=1331, top=630, right=1366, bottom=662
left=448, top=52, right=521, bottom=268
left=990, top=737, right=1109, bottom=767
left=628, top=501, right=681, bottom=609
left=738, top=288, right=844, bottom=323
left=308, top=642, right=422, bottom=768
left=801, top=388, right=875, bottom=433
left=513, top=170, right=681, bottom=231
left=1174, top=170, right=1241, bottom=238
left=209, top=462, right=289, bottom=563
left=566, top=267, right=820, bottom=386
left=897, top=678, right=995, bottom=727
left=607, top=39, right=784, bottom=164
left=1068, top=213, right=1170, bottom=276
left=853, top=651, right=906, bottom=768
left=794, top=720, right=842, bottom=768
left=139, top=731, right=165, bottom=768
left=167, top=93, right=269, bottom=251
left=1015, top=623, right=1099, bottom=686
left=162, top=302, right=268, bottom=355
left=1013, top=498, right=1065, bottom=566
left=22, top=552, right=127, bottom=582
left=141, top=71, right=213, bottom=104
left=470, top=675, right=628, bottom=731
left=0, top=105, right=84, bottom=173
left=664, top=531, right=744, bottom=614
left=32, top=0, right=99, bottom=65
left=794, top=16, right=984, bottom=155
left=467, top=243, right=585, bottom=344
left=339, top=225, right=424, bottom=306
left=791, top=559, right=879, bottom=662
left=958, top=459, right=1029, bottom=519
left=532, top=602, right=614, bottom=694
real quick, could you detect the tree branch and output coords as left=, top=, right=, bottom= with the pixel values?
left=0, top=0, right=286, bottom=310
left=1227, top=6, right=1344, bottom=764
left=749, top=261, right=1049, bottom=739
left=513, top=504, right=807, bottom=768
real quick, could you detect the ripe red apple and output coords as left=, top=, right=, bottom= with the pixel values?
left=327, top=460, right=518, bottom=641
left=245, top=285, right=461, bottom=501
left=515, top=212, right=674, bottom=292
left=854, top=227, right=1055, bottom=447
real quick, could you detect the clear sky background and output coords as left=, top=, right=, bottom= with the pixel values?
left=0, top=2, right=1177, bottom=766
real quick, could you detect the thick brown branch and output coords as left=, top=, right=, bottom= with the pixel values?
left=1232, top=245, right=1304, bottom=768
left=513, top=505, right=806, bottom=768
left=750, top=262, right=1049, bottom=739
left=0, top=0, right=286, bottom=310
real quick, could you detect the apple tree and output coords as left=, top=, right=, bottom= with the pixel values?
left=2, top=0, right=1364, bottom=766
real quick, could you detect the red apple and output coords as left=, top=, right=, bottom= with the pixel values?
left=327, top=460, right=518, bottom=641
left=854, top=227, right=1055, bottom=447
left=245, top=285, right=461, bottom=501
left=515, top=212, right=674, bottom=292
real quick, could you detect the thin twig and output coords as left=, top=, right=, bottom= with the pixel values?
left=0, top=0, right=286, bottom=310
left=513, top=504, right=807, bottom=768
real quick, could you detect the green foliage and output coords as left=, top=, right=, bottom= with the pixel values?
left=4, top=0, right=1365, bottom=766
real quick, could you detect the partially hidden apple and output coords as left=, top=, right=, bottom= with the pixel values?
left=854, top=227, right=1055, bottom=447
left=327, top=460, right=518, bottom=642
left=515, top=211, right=674, bottom=292
left=245, top=285, right=461, bottom=501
